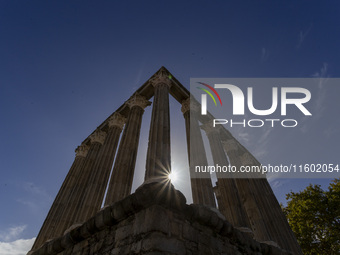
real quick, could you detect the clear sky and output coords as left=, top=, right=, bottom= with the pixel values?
left=0, top=1, right=339, bottom=254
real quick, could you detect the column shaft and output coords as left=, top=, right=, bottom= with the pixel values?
left=223, top=139, right=271, bottom=242
left=202, top=123, right=250, bottom=228
left=75, top=113, right=125, bottom=222
left=227, top=141, right=302, bottom=254
left=105, top=95, right=150, bottom=205
left=182, top=99, right=216, bottom=207
left=248, top=173, right=303, bottom=254
left=145, top=79, right=171, bottom=180
left=56, top=130, right=105, bottom=235
left=31, top=145, right=88, bottom=249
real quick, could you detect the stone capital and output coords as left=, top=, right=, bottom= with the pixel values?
left=181, top=98, right=190, bottom=114
left=126, top=93, right=151, bottom=110
left=149, top=71, right=172, bottom=88
left=222, top=139, right=239, bottom=153
left=75, top=144, right=89, bottom=158
left=108, top=112, right=126, bottom=129
left=181, top=98, right=201, bottom=114
left=200, top=121, right=220, bottom=135
left=90, top=130, right=107, bottom=145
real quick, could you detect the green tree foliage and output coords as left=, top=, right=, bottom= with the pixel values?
left=281, top=178, right=340, bottom=255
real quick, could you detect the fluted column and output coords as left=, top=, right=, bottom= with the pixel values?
left=105, top=94, right=151, bottom=205
left=144, top=73, right=172, bottom=181
left=238, top=149, right=303, bottom=254
left=31, top=144, right=89, bottom=250
left=75, top=113, right=126, bottom=222
left=201, top=122, right=250, bottom=228
left=222, top=139, right=271, bottom=242
left=181, top=98, right=216, bottom=207
left=56, top=129, right=106, bottom=234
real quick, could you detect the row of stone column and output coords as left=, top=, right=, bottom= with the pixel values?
left=31, top=93, right=151, bottom=250
left=32, top=71, right=174, bottom=250
left=31, top=145, right=88, bottom=250
left=105, top=94, right=151, bottom=204
left=223, top=139, right=302, bottom=254
left=32, top=73, right=301, bottom=254
left=180, top=98, right=301, bottom=255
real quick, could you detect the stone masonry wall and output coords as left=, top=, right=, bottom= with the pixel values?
left=29, top=181, right=293, bottom=255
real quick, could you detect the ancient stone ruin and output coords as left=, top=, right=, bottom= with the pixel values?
left=28, top=67, right=302, bottom=255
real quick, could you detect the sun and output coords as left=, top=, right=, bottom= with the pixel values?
left=168, top=171, right=178, bottom=183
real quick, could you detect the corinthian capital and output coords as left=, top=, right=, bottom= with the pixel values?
left=149, top=70, right=172, bottom=88
left=200, top=120, right=220, bottom=135
left=75, top=144, right=89, bottom=158
left=90, top=130, right=106, bottom=145
left=181, top=98, right=201, bottom=114
left=126, top=93, right=151, bottom=110
left=181, top=98, right=190, bottom=114
left=108, top=112, right=126, bottom=129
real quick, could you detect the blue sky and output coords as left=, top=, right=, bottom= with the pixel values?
left=0, top=1, right=339, bottom=254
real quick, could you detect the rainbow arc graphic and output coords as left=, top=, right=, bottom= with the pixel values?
left=197, top=82, right=222, bottom=106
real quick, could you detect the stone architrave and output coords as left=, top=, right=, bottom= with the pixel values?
left=105, top=94, right=151, bottom=205
left=74, top=113, right=126, bottom=222
left=144, top=71, right=172, bottom=181
left=31, top=144, right=89, bottom=249
left=181, top=98, right=216, bottom=207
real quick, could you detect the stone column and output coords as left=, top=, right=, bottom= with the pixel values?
left=31, top=144, right=89, bottom=250
left=75, top=113, right=126, bottom=222
left=181, top=98, right=216, bottom=207
left=238, top=150, right=303, bottom=255
left=105, top=94, right=151, bottom=205
left=222, top=139, right=271, bottom=242
left=56, top=129, right=106, bottom=234
left=144, top=73, right=172, bottom=181
left=201, top=122, right=250, bottom=228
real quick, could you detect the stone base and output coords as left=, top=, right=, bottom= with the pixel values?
left=28, top=182, right=293, bottom=255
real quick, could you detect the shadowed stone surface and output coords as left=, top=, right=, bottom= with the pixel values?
left=28, top=182, right=294, bottom=255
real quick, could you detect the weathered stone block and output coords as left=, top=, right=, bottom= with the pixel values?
left=60, top=233, right=75, bottom=249
left=29, top=184, right=296, bottom=255
left=184, top=240, right=198, bottom=251
left=111, top=201, right=126, bottom=221
left=115, top=223, right=133, bottom=242
left=51, top=237, right=63, bottom=253
left=141, top=232, right=185, bottom=255
left=67, top=225, right=84, bottom=244
left=129, top=240, right=142, bottom=254
left=182, top=223, right=198, bottom=243
left=219, top=220, right=233, bottom=237
left=111, top=245, right=130, bottom=255
left=95, top=207, right=114, bottom=230
left=169, top=219, right=182, bottom=238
